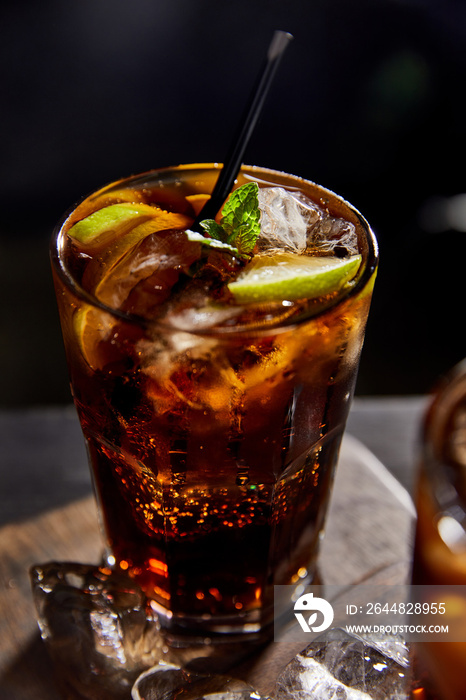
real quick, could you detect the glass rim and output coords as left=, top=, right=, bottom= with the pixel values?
left=50, top=163, right=379, bottom=335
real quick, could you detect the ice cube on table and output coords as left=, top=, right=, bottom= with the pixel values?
left=30, top=562, right=167, bottom=700
left=132, top=662, right=266, bottom=700
left=273, top=628, right=410, bottom=700
left=257, top=187, right=359, bottom=256
left=30, top=561, right=266, bottom=698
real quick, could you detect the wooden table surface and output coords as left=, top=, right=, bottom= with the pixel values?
left=0, top=397, right=427, bottom=699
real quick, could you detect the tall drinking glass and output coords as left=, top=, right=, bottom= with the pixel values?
left=51, top=164, right=378, bottom=640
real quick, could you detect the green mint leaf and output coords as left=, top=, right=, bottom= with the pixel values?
left=220, top=182, right=261, bottom=255
left=196, top=182, right=261, bottom=260
left=199, top=219, right=227, bottom=242
left=225, top=221, right=257, bottom=257
left=186, top=229, right=239, bottom=255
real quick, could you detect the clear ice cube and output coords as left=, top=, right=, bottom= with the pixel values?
left=94, top=228, right=201, bottom=315
left=258, top=187, right=319, bottom=254
left=308, top=214, right=359, bottom=257
left=30, top=562, right=167, bottom=700
left=131, top=662, right=265, bottom=700
left=273, top=628, right=409, bottom=700
left=164, top=304, right=241, bottom=332
left=257, top=187, right=359, bottom=256
left=30, top=562, right=262, bottom=699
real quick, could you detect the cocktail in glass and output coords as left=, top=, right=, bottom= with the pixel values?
left=51, top=163, right=378, bottom=640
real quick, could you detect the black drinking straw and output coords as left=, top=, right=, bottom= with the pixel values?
left=192, top=29, right=293, bottom=228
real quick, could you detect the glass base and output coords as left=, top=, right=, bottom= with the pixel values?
left=146, top=568, right=322, bottom=648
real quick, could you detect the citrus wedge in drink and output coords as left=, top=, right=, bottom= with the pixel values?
left=68, top=203, right=193, bottom=303
left=68, top=203, right=158, bottom=250
left=67, top=203, right=192, bottom=254
left=73, top=305, right=116, bottom=370
left=228, top=252, right=361, bottom=304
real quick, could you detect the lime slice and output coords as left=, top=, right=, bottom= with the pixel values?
left=228, top=252, right=362, bottom=304
left=71, top=203, right=193, bottom=302
left=67, top=203, right=157, bottom=249
left=67, top=203, right=191, bottom=253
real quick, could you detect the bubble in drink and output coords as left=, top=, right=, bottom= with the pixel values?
left=51, top=164, right=377, bottom=638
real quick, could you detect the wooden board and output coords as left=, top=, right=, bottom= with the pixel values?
left=0, top=435, right=414, bottom=699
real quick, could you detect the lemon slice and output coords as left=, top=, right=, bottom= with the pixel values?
left=73, top=306, right=116, bottom=370
left=228, top=252, right=362, bottom=304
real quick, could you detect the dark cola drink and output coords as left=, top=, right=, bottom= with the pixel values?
left=51, top=164, right=378, bottom=638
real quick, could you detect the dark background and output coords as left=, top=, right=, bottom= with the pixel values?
left=1, top=0, right=465, bottom=407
